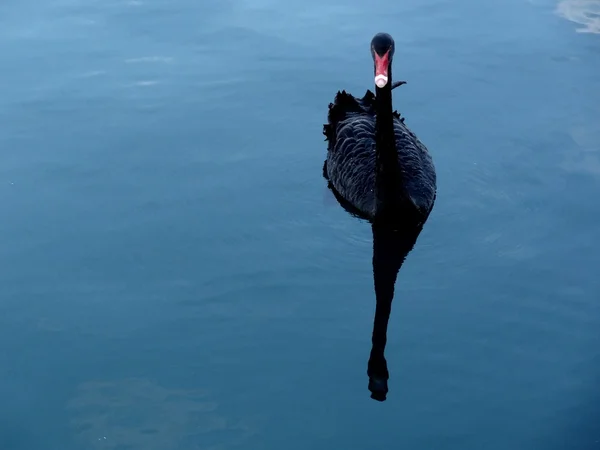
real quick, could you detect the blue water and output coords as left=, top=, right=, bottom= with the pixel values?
left=1, top=0, right=600, bottom=448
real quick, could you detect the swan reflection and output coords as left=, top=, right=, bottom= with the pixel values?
left=368, top=220, right=423, bottom=401
left=324, top=176, right=428, bottom=402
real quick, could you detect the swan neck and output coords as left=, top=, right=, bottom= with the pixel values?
left=374, top=77, right=403, bottom=217
left=375, top=86, right=394, bottom=143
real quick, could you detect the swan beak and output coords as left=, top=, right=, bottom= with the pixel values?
left=374, top=51, right=390, bottom=88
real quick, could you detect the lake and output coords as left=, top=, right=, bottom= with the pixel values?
left=0, top=0, right=599, bottom=448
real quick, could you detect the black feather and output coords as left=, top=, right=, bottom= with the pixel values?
left=323, top=88, right=436, bottom=222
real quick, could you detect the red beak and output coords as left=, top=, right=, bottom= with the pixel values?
left=374, top=51, right=390, bottom=88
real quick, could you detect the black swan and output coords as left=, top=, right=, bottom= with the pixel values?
left=323, top=32, right=436, bottom=226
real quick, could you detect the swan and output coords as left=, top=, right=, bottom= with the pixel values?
left=323, top=32, right=437, bottom=226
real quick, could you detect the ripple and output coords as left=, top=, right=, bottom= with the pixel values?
left=556, top=0, right=600, bottom=34
left=77, top=70, right=107, bottom=78
left=125, top=56, right=174, bottom=64
left=68, top=379, right=259, bottom=449
left=131, top=80, right=160, bottom=86
left=561, top=153, right=600, bottom=175
left=561, top=124, right=600, bottom=176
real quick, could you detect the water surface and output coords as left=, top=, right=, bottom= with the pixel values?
left=1, top=0, right=599, bottom=448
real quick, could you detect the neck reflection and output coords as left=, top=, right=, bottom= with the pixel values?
left=368, top=219, right=422, bottom=401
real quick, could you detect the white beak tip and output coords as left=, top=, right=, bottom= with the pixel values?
left=375, top=75, right=388, bottom=88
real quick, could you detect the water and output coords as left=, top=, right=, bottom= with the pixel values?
left=1, top=0, right=599, bottom=448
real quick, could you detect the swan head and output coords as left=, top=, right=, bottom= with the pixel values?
left=370, top=33, right=395, bottom=89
